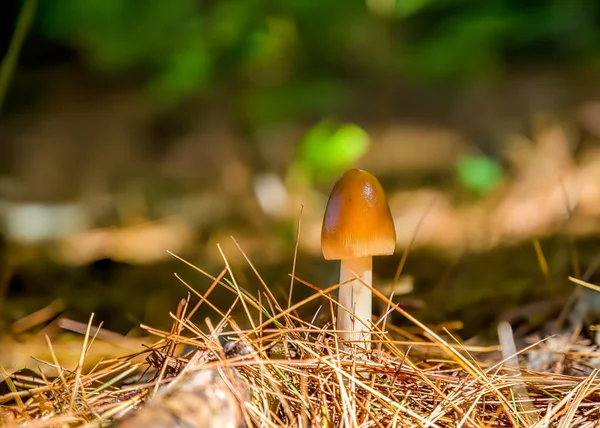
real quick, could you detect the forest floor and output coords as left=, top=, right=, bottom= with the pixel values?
left=2, top=68, right=600, bottom=425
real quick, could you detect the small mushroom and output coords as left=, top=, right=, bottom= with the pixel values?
left=321, top=169, right=396, bottom=349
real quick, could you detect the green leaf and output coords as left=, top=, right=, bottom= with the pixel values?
left=456, top=154, right=503, bottom=194
left=297, top=119, right=370, bottom=182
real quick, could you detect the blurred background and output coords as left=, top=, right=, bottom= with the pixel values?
left=2, top=0, right=600, bottom=365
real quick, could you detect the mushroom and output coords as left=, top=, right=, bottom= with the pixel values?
left=321, top=169, right=396, bottom=350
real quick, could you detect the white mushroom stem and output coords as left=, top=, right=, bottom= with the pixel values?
left=337, top=256, right=373, bottom=350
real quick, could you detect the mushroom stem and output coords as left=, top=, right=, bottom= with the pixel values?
left=338, top=256, right=373, bottom=350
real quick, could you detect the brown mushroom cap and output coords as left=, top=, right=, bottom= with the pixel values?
left=321, top=169, right=396, bottom=260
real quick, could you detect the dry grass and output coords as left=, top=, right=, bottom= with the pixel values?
left=2, top=241, right=600, bottom=427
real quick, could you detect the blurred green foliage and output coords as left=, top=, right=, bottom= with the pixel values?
left=34, top=0, right=600, bottom=122
left=39, top=0, right=212, bottom=106
left=455, top=154, right=503, bottom=195
left=294, top=119, right=370, bottom=183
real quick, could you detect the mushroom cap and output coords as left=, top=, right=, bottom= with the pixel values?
left=321, top=169, right=396, bottom=260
